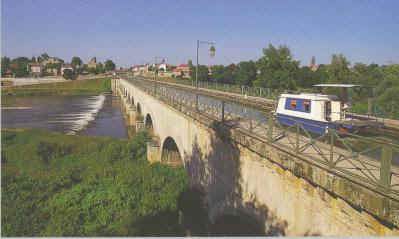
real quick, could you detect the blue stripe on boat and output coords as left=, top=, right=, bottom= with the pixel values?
left=277, top=113, right=332, bottom=135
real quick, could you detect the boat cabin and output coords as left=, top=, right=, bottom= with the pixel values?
left=276, top=93, right=348, bottom=134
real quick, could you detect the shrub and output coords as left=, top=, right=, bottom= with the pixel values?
left=1, top=129, right=188, bottom=236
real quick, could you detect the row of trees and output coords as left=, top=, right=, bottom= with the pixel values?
left=1, top=53, right=116, bottom=78
left=188, top=44, right=399, bottom=118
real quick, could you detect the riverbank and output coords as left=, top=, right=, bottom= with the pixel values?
left=1, top=78, right=111, bottom=98
left=1, top=128, right=188, bottom=236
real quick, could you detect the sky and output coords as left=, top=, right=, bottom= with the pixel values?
left=2, top=0, right=399, bottom=67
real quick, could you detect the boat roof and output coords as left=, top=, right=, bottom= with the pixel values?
left=280, top=93, right=339, bottom=101
left=313, top=84, right=361, bottom=88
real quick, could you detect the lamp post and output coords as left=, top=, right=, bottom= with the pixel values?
left=195, top=40, right=215, bottom=110
left=196, top=40, right=215, bottom=88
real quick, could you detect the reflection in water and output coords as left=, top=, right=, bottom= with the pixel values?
left=2, top=94, right=128, bottom=138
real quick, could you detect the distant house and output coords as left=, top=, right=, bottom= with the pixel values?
left=132, top=64, right=150, bottom=75
left=172, top=64, right=191, bottom=78
left=46, top=67, right=59, bottom=76
left=132, top=65, right=141, bottom=73
left=42, top=57, right=62, bottom=66
left=158, top=63, right=168, bottom=72
left=28, top=63, right=43, bottom=77
left=88, top=57, right=97, bottom=69
left=61, top=64, right=74, bottom=75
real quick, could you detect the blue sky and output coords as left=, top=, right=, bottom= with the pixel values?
left=2, top=0, right=399, bottom=67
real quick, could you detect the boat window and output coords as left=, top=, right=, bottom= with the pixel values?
left=290, top=100, right=297, bottom=109
left=304, top=100, right=311, bottom=112
left=284, top=98, right=311, bottom=113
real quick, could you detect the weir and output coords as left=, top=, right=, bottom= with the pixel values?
left=112, top=76, right=399, bottom=236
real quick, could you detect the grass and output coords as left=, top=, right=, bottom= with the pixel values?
left=1, top=128, right=188, bottom=236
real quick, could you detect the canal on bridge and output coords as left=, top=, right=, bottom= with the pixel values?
left=127, top=77, right=399, bottom=165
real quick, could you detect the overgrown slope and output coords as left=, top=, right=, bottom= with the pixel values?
left=1, top=129, right=188, bottom=236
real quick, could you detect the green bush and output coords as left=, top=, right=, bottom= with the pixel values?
left=1, top=129, right=188, bottom=236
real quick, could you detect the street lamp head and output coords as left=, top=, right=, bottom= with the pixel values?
left=209, top=45, right=216, bottom=58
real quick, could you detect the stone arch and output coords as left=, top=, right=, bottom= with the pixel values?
left=145, top=113, right=154, bottom=134
left=161, top=136, right=183, bottom=166
left=130, top=95, right=134, bottom=105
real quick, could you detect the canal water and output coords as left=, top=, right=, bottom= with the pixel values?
left=2, top=94, right=128, bottom=138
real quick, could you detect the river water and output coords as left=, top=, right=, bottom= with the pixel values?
left=2, top=94, right=128, bottom=138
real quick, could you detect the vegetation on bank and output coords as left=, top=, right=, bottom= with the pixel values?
left=1, top=78, right=111, bottom=98
left=1, top=129, right=188, bottom=236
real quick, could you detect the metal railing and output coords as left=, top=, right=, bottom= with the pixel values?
left=116, top=75, right=399, bottom=199
left=128, top=73, right=281, bottom=99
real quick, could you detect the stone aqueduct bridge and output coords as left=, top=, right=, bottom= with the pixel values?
left=112, top=77, right=399, bottom=236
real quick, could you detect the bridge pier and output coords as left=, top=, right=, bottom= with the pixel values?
left=147, top=136, right=161, bottom=163
left=126, top=106, right=137, bottom=126
left=135, top=119, right=145, bottom=132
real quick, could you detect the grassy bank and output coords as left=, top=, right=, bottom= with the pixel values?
left=1, top=78, right=111, bottom=97
left=1, top=129, right=188, bottom=236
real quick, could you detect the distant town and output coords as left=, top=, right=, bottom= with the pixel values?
left=1, top=54, right=116, bottom=80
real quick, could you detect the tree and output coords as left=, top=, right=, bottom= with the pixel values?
left=210, top=64, right=236, bottom=84
left=369, top=64, right=399, bottom=118
left=313, top=64, right=329, bottom=85
left=62, top=69, right=75, bottom=80
left=296, top=66, right=316, bottom=88
left=376, top=87, right=399, bottom=118
left=96, top=63, right=105, bottom=74
left=189, top=65, right=209, bottom=82
left=104, top=60, right=116, bottom=72
left=328, top=54, right=351, bottom=84
left=71, top=57, right=83, bottom=69
left=10, top=57, right=30, bottom=77
left=187, top=59, right=193, bottom=67
left=1, top=56, right=11, bottom=77
left=211, top=65, right=226, bottom=82
left=234, top=61, right=257, bottom=86
left=254, top=44, right=299, bottom=89
left=41, top=53, right=49, bottom=60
